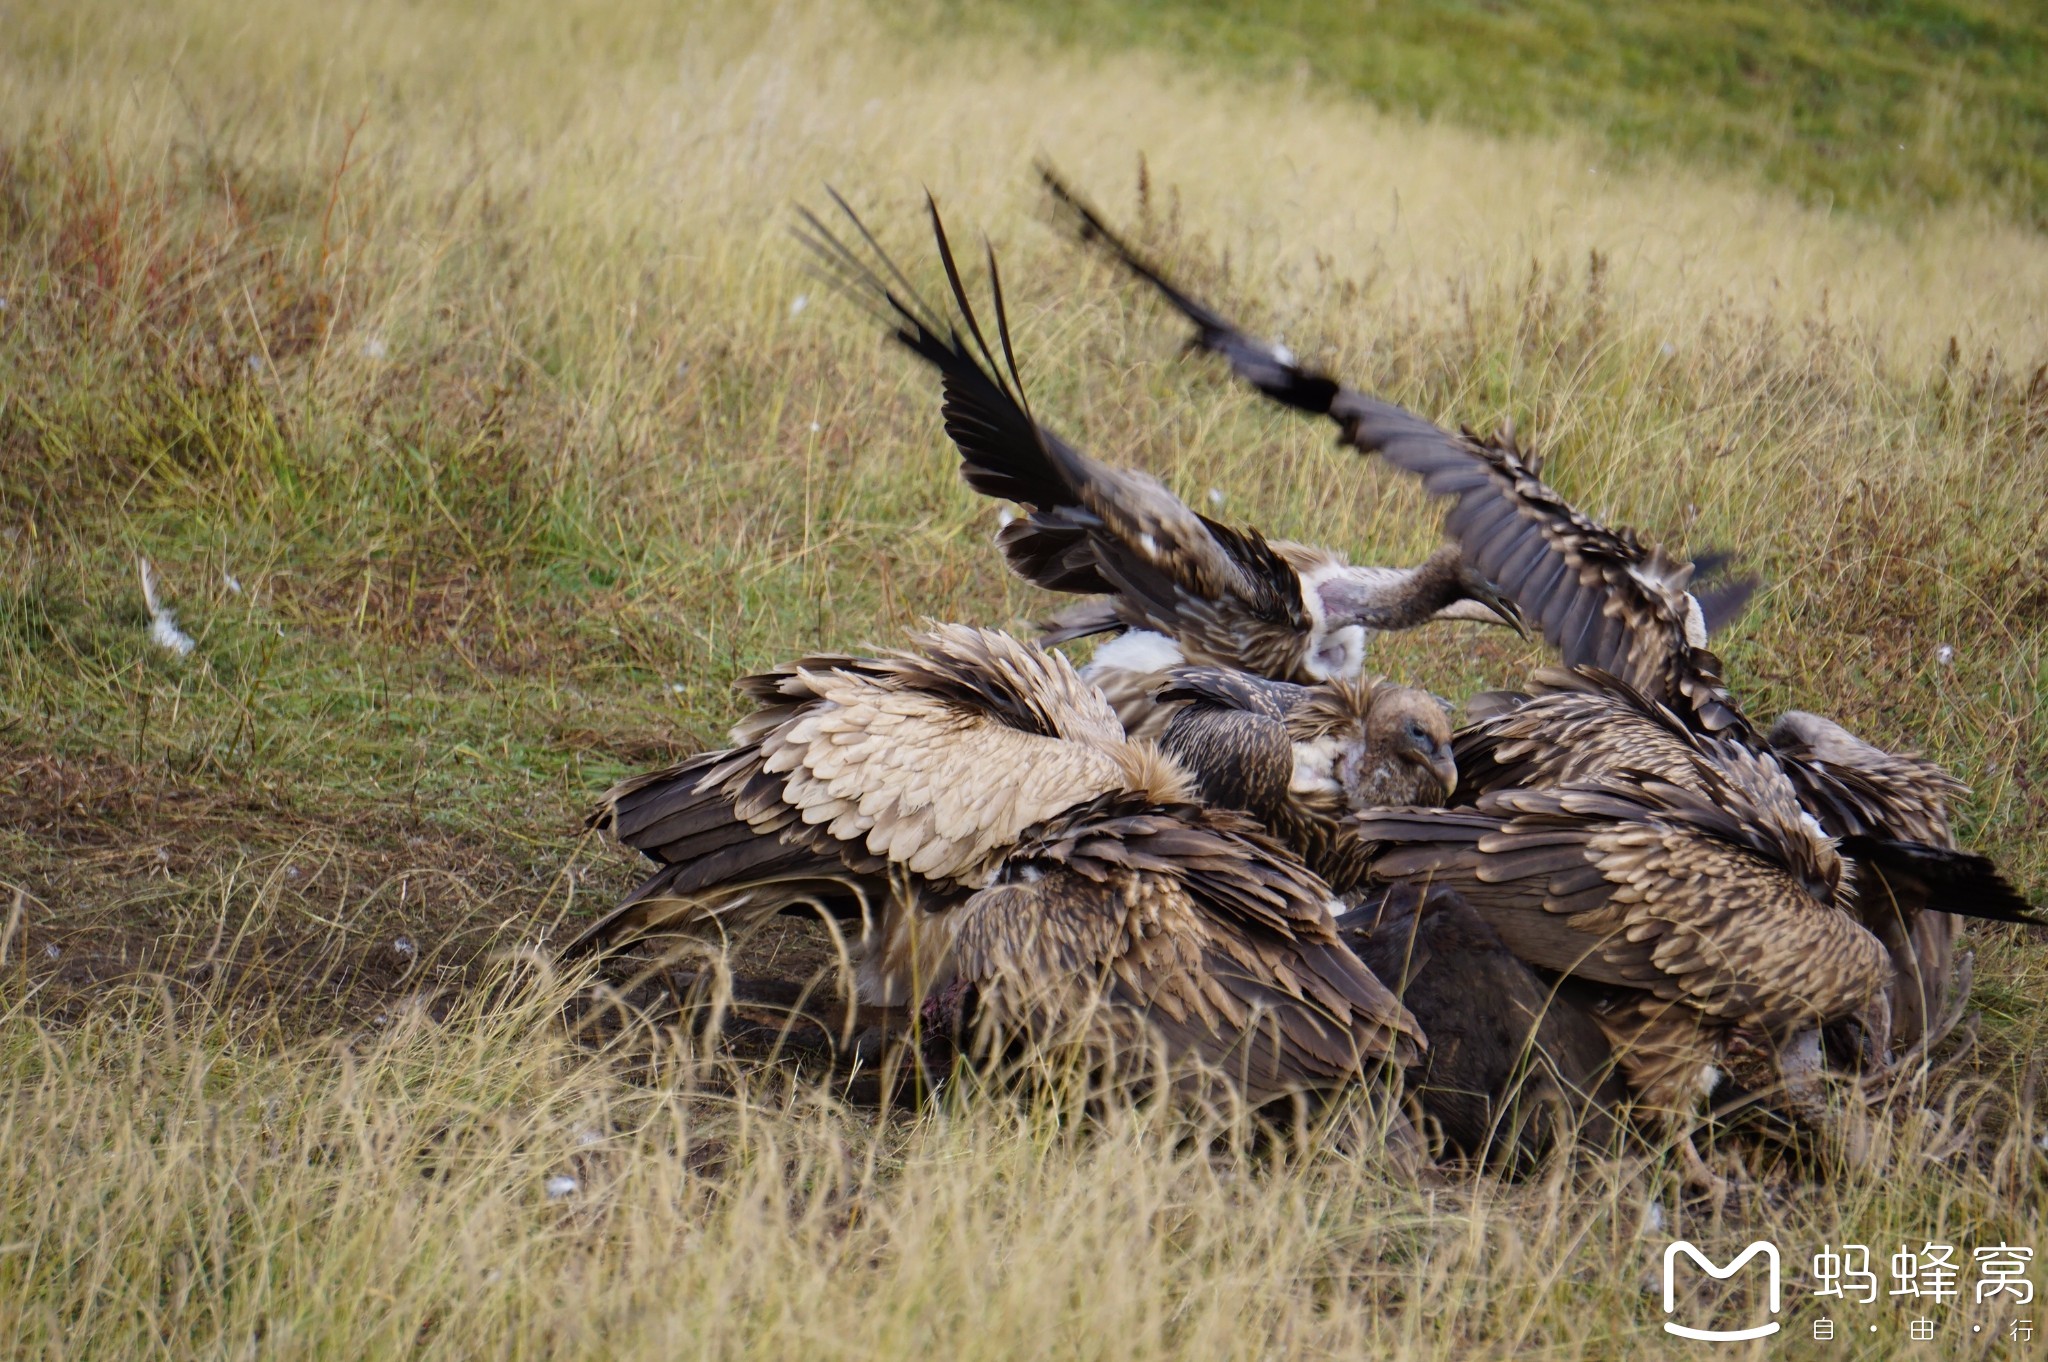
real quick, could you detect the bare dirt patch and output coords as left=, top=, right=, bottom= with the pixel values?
left=3, top=744, right=852, bottom=1040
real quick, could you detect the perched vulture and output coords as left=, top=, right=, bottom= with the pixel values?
left=793, top=192, right=1522, bottom=693
left=1350, top=672, right=1906, bottom=1186
left=1151, top=665, right=1456, bottom=892
left=568, top=624, right=1423, bottom=1109
left=1040, top=168, right=2040, bottom=1066
left=1338, top=882, right=1628, bottom=1170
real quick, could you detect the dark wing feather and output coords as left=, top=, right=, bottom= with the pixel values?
left=1041, top=166, right=1757, bottom=729
left=1448, top=667, right=1710, bottom=801
left=796, top=192, right=1313, bottom=672
left=1040, top=166, right=1341, bottom=417
left=1765, top=711, right=1965, bottom=847
left=1837, top=836, right=2044, bottom=927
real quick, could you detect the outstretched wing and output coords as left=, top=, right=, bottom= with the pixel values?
left=1042, top=166, right=1754, bottom=729
left=794, top=192, right=1314, bottom=673
left=569, top=628, right=1138, bottom=955
left=1356, top=783, right=1890, bottom=1030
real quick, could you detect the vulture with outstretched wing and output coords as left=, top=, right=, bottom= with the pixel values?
left=1039, top=166, right=1753, bottom=718
left=1041, top=168, right=2039, bottom=1070
left=793, top=192, right=1522, bottom=692
left=570, top=624, right=1422, bottom=1108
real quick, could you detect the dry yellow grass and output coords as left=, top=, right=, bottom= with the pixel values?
left=3, top=0, right=2046, bottom=1357
left=4, top=949, right=2045, bottom=1360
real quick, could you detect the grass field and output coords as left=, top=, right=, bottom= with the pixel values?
left=3, top=0, right=2046, bottom=1355
left=961, top=0, right=2048, bottom=227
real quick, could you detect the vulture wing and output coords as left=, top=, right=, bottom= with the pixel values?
left=1041, top=166, right=1755, bottom=729
left=1356, top=781, right=1890, bottom=1032
left=1450, top=667, right=1710, bottom=798
left=795, top=192, right=1317, bottom=675
left=566, top=627, right=1139, bottom=956
left=946, top=803, right=1421, bottom=1098
left=1158, top=690, right=1296, bottom=816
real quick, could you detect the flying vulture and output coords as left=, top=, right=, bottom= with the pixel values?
left=793, top=192, right=1523, bottom=694
left=1039, top=168, right=2040, bottom=1065
left=569, top=624, right=1424, bottom=1110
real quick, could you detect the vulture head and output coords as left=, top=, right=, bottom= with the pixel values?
left=1291, top=678, right=1459, bottom=809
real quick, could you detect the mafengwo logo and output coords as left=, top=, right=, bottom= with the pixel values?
left=1663, top=1240, right=1782, bottom=1342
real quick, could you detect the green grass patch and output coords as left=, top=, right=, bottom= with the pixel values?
left=952, top=0, right=2048, bottom=226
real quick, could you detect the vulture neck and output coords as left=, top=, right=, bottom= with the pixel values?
left=1312, top=548, right=1469, bottom=635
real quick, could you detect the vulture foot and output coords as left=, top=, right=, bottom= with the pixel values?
left=1676, top=1133, right=1740, bottom=1204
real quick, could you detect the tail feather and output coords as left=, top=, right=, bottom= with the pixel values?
left=1841, top=835, right=2044, bottom=927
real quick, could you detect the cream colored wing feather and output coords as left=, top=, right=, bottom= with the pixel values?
left=758, top=663, right=1131, bottom=885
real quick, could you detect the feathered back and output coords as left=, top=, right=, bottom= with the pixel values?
left=1768, top=709, right=1965, bottom=846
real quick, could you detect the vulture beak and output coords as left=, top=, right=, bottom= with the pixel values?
left=1475, top=580, right=1530, bottom=639
left=1428, top=744, right=1458, bottom=800
left=1452, top=565, right=1529, bottom=638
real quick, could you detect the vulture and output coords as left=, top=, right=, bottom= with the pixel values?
left=1040, top=167, right=2040, bottom=1057
left=567, top=624, right=1424, bottom=1110
left=1351, top=671, right=1904, bottom=1187
left=1152, top=665, right=1456, bottom=892
left=1338, top=882, right=1628, bottom=1170
left=793, top=191, right=1523, bottom=706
